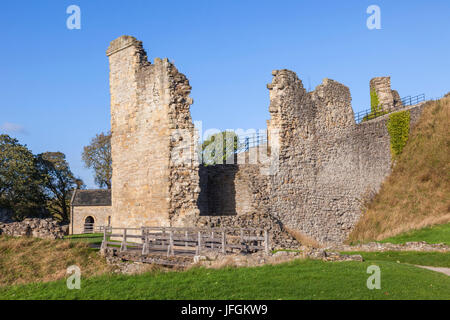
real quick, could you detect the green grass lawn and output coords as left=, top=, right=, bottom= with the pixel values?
left=0, top=259, right=448, bottom=300
left=379, top=223, right=450, bottom=245
left=64, top=233, right=104, bottom=245
left=341, top=251, right=450, bottom=268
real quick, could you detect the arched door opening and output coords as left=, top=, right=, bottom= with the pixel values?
left=83, top=216, right=95, bottom=234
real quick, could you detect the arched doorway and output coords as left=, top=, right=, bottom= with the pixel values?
left=83, top=216, right=95, bottom=234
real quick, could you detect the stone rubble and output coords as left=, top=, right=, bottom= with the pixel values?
left=104, top=254, right=154, bottom=275
left=328, top=241, right=449, bottom=252
left=195, top=248, right=363, bottom=268
left=0, top=218, right=68, bottom=240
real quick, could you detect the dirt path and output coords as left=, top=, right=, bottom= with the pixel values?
left=416, top=265, right=450, bottom=276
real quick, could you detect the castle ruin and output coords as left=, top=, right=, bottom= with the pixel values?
left=72, top=35, right=426, bottom=245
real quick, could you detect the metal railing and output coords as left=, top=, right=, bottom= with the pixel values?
left=354, top=94, right=425, bottom=123
left=236, top=133, right=267, bottom=153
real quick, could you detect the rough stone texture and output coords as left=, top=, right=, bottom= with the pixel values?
left=370, top=76, right=403, bottom=110
left=107, top=35, right=199, bottom=231
left=70, top=206, right=112, bottom=235
left=328, top=241, right=449, bottom=253
left=0, top=218, right=67, bottom=240
left=105, top=35, right=428, bottom=246
left=263, top=70, right=426, bottom=244
left=197, top=249, right=363, bottom=269
left=198, top=164, right=268, bottom=217
left=196, top=164, right=299, bottom=248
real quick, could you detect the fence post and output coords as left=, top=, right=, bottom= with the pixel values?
left=185, top=230, right=188, bottom=247
left=264, top=230, right=269, bottom=255
left=221, top=230, right=226, bottom=254
left=169, top=231, right=174, bottom=256
left=100, top=225, right=107, bottom=251
left=142, top=227, right=149, bottom=255
left=197, top=231, right=202, bottom=255
left=120, top=228, right=127, bottom=252
left=211, top=231, right=214, bottom=249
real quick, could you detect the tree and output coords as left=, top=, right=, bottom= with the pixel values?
left=82, top=132, right=112, bottom=189
left=0, top=134, right=46, bottom=219
left=201, top=131, right=239, bottom=165
left=36, top=152, right=81, bottom=223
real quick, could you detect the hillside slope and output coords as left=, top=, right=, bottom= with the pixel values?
left=0, top=236, right=112, bottom=286
left=348, top=96, right=450, bottom=243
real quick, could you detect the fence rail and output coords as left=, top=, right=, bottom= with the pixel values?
left=236, top=133, right=267, bottom=153
left=82, top=223, right=108, bottom=234
left=100, top=226, right=270, bottom=257
left=354, top=93, right=425, bottom=123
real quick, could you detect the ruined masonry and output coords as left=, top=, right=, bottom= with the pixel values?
left=102, top=35, right=425, bottom=244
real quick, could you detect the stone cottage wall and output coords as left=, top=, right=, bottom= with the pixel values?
left=71, top=206, right=112, bottom=235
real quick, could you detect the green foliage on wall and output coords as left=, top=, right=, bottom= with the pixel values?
left=370, top=89, right=380, bottom=112
left=387, top=110, right=411, bottom=159
left=362, top=89, right=388, bottom=121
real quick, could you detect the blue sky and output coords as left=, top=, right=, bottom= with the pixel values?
left=1, top=0, right=449, bottom=188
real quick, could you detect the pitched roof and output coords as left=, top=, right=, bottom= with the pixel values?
left=71, top=189, right=111, bottom=206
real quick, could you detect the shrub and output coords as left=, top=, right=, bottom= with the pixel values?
left=387, top=110, right=410, bottom=159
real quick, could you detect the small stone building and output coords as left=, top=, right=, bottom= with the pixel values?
left=70, top=189, right=112, bottom=234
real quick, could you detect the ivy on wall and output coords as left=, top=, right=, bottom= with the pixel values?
left=387, top=110, right=411, bottom=159
left=363, top=89, right=388, bottom=121
left=370, top=89, right=380, bottom=112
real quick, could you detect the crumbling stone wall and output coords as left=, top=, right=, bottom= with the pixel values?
left=264, top=70, right=426, bottom=243
left=107, top=36, right=199, bottom=230
left=0, top=218, right=67, bottom=240
left=198, top=164, right=268, bottom=217
left=106, top=35, right=426, bottom=245
left=370, top=76, right=403, bottom=110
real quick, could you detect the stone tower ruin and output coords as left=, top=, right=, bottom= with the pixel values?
left=370, top=76, right=403, bottom=110
left=107, top=36, right=200, bottom=230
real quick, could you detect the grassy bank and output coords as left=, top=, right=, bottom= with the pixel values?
left=0, top=236, right=112, bottom=287
left=378, top=223, right=450, bottom=245
left=349, top=97, right=450, bottom=243
left=0, top=258, right=448, bottom=300
left=341, top=251, right=450, bottom=268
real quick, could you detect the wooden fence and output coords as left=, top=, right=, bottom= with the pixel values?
left=100, top=226, right=270, bottom=256
left=82, top=223, right=107, bottom=234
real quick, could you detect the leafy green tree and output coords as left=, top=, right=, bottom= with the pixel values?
left=201, top=131, right=239, bottom=165
left=82, top=132, right=112, bottom=189
left=0, top=134, right=46, bottom=219
left=36, top=152, right=81, bottom=223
